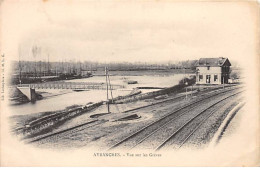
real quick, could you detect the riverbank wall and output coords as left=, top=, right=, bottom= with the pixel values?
left=16, top=101, right=103, bottom=137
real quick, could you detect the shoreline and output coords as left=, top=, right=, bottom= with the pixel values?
left=11, top=76, right=196, bottom=139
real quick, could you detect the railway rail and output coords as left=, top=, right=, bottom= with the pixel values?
left=122, top=84, right=240, bottom=113
left=28, top=85, right=242, bottom=145
left=125, top=94, right=242, bottom=151
left=27, top=120, right=107, bottom=143
left=155, top=92, right=243, bottom=151
left=108, top=88, right=243, bottom=151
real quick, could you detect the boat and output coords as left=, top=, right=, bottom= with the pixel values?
left=127, top=80, right=138, bottom=84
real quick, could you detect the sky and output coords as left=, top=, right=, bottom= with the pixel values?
left=1, top=0, right=258, bottom=65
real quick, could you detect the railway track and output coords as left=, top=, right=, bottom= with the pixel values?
left=155, top=93, right=243, bottom=151
left=122, top=85, right=239, bottom=113
left=28, top=85, right=241, bottom=145
left=127, top=95, right=242, bottom=151
left=27, top=119, right=107, bottom=144
left=108, top=88, right=243, bottom=151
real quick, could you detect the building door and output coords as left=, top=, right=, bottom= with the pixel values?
left=221, top=75, right=226, bottom=84
left=206, top=75, right=211, bottom=83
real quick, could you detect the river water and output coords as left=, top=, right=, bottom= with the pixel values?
left=9, top=73, right=186, bottom=116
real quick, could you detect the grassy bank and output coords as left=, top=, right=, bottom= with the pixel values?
left=113, top=75, right=196, bottom=103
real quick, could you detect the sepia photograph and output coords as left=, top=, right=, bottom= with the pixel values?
left=0, top=0, right=259, bottom=167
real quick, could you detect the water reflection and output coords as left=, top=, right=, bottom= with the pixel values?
left=9, top=74, right=185, bottom=115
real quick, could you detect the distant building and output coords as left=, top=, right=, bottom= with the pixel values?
left=195, top=57, right=231, bottom=85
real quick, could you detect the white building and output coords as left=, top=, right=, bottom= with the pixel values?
left=195, top=57, right=231, bottom=85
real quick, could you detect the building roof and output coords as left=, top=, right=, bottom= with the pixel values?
left=195, top=57, right=231, bottom=67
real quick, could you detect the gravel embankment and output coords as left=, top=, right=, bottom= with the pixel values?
left=30, top=85, right=242, bottom=150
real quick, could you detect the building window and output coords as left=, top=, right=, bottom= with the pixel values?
left=206, top=75, right=211, bottom=83
left=207, top=66, right=210, bottom=70
left=199, top=75, right=203, bottom=81
left=214, top=75, right=218, bottom=82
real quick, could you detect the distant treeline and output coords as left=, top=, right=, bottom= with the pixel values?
left=11, top=60, right=198, bottom=76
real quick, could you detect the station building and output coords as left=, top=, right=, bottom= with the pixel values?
left=195, top=57, right=231, bottom=85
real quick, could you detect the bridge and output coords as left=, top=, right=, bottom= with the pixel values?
left=17, top=82, right=124, bottom=90
left=17, top=82, right=124, bottom=102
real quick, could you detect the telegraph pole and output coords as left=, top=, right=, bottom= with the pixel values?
left=107, top=72, right=114, bottom=103
left=185, top=82, right=188, bottom=100
left=191, top=84, right=193, bottom=98
left=105, top=67, right=110, bottom=113
left=223, top=75, right=225, bottom=89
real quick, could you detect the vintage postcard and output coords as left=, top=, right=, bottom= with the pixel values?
left=0, top=0, right=259, bottom=167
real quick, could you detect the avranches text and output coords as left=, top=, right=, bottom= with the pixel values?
left=93, top=153, right=162, bottom=157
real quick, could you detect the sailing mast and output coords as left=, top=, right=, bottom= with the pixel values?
left=18, top=46, right=22, bottom=85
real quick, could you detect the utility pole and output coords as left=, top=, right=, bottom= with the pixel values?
left=185, top=82, right=188, bottom=100
left=107, top=72, right=114, bottom=103
left=191, top=84, right=193, bottom=98
left=105, top=67, right=110, bottom=113
left=223, top=76, right=225, bottom=89
left=183, top=66, right=185, bottom=84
